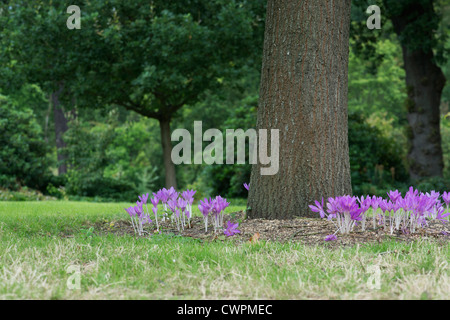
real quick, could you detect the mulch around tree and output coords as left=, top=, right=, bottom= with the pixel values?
left=95, top=211, right=450, bottom=247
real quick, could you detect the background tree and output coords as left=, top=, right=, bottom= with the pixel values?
left=0, top=0, right=265, bottom=188
left=247, top=0, right=353, bottom=219
left=68, top=0, right=265, bottom=189
left=351, top=0, right=449, bottom=180
left=0, top=1, right=82, bottom=175
left=0, top=95, right=53, bottom=190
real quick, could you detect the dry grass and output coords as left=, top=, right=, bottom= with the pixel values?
left=0, top=201, right=449, bottom=300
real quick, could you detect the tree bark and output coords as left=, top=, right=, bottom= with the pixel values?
left=387, top=1, right=446, bottom=180
left=159, top=117, right=178, bottom=189
left=51, top=84, right=68, bottom=175
left=247, top=0, right=352, bottom=219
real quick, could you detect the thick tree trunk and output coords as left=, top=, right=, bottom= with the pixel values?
left=388, top=2, right=446, bottom=180
left=51, top=84, right=68, bottom=175
left=402, top=50, right=445, bottom=179
left=247, top=0, right=352, bottom=219
left=159, top=117, right=178, bottom=189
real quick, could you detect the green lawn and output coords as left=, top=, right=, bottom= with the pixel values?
left=0, top=201, right=449, bottom=299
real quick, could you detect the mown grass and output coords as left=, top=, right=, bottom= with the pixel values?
left=0, top=201, right=449, bottom=299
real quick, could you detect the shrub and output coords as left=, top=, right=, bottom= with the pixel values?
left=0, top=95, right=53, bottom=191
left=348, top=111, right=408, bottom=196
left=414, top=177, right=450, bottom=194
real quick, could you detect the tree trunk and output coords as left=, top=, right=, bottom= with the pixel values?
left=388, top=2, right=446, bottom=180
left=51, top=84, right=68, bottom=175
left=247, top=0, right=352, bottom=219
left=159, top=117, right=178, bottom=189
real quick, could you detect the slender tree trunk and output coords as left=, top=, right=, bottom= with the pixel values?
left=159, top=117, right=177, bottom=189
left=51, top=84, right=68, bottom=175
left=387, top=1, right=446, bottom=180
left=247, top=0, right=352, bottom=219
left=44, top=97, right=52, bottom=144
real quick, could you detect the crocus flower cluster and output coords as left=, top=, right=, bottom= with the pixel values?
left=310, top=195, right=367, bottom=234
left=125, top=194, right=153, bottom=236
left=125, top=188, right=239, bottom=237
left=198, top=195, right=230, bottom=233
left=156, top=187, right=196, bottom=233
left=125, top=187, right=196, bottom=235
left=310, top=187, right=450, bottom=235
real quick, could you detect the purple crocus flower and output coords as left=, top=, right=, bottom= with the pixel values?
left=157, top=188, right=169, bottom=204
left=379, top=199, right=394, bottom=213
left=134, top=201, right=144, bottom=217
left=337, top=195, right=364, bottom=221
left=309, top=198, right=325, bottom=218
left=358, top=195, right=372, bottom=210
left=177, top=198, right=187, bottom=212
left=243, top=183, right=250, bottom=191
left=224, top=221, right=240, bottom=237
left=210, top=196, right=230, bottom=221
left=443, top=191, right=450, bottom=206
left=371, top=196, right=382, bottom=210
left=167, top=199, right=177, bottom=213
left=324, top=234, right=337, bottom=241
left=125, top=206, right=136, bottom=217
left=436, top=206, right=450, bottom=223
left=405, top=186, right=418, bottom=199
left=143, top=214, right=152, bottom=224
left=138, top=193, right=149, bottom=205
left=198, top=200, right=211, bottom=218
left=387, top=190, right=402, bottom=203
left=326, top=197, right=339, bottom=219
left=426, top=190, right=440, bottom=201
left=150, top=196, right=159, bottom=207
left=181, top=189, right=196, bottom=205
left=167, top=187, right=178, bottom=201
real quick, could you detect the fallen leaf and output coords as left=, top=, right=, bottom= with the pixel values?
left=249, top=232, right=260, bottom=243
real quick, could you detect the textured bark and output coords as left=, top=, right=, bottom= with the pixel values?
left=388, top=2, right=446, bottom=180
left=51, top=84, right=68, bottom=175
left=159, top=117, right=177, bottom=189
left=247, top=0, right=352, bottom=219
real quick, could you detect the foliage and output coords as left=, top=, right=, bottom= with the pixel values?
left=0, top=1, right=448, bottom=201
left=183, top=94, right=257, bottom=199
left=0, top=187, right=56, bottom=201
left=63, top=117, right=138, bottom=202
left=348, top=38, right=407, bottom=125
left=383, top=0, right=449, bottom=64
left=77, top=0, right=264, bottom=112
left=442, top=115, right=450, bottom=178
left=350, top=0, right=392, bottom=74
left=350, top=0, right=449, bottom=67
left=0, top=0, right=266, bottom=190
left=348, top=111, right=408, bottom=196
left=0, top=95, right=53, bottom=191
left=414, top=176, right=450, bottom=194
left=102, top=112, right=163, bottom=188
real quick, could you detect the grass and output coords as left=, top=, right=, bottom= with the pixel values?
left=0, top=201, right=449, bottom=299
